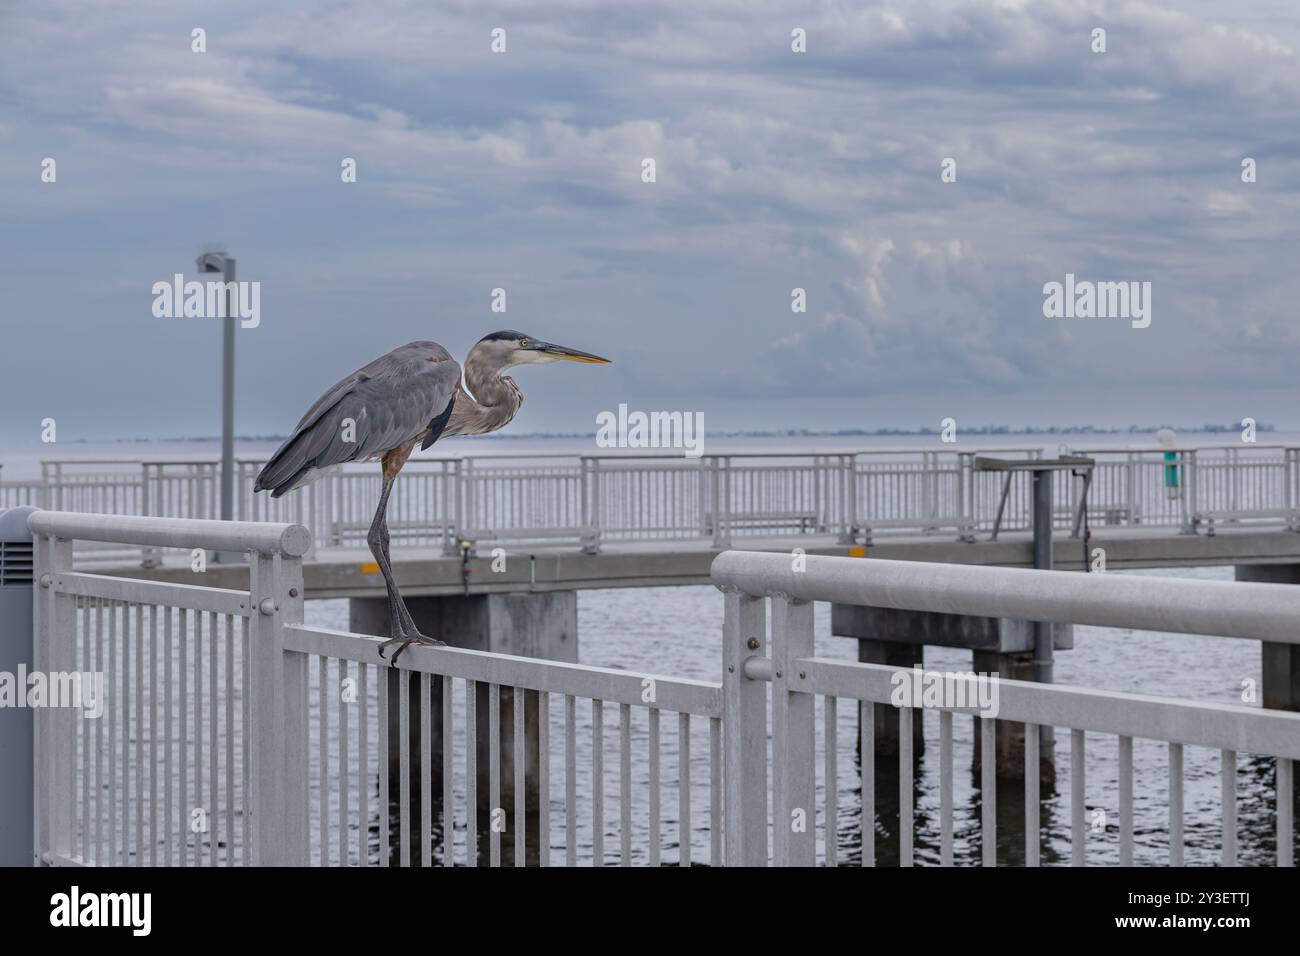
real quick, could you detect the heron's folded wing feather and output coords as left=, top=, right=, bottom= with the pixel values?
left=256, top=346, right=459, bottom=493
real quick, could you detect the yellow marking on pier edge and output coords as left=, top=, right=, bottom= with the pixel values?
left=848, top=546, right=866, bottom=558
left=360, top=562, right=380, bottom=574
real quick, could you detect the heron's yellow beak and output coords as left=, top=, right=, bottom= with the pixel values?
left=538, top=342, right=612, bottom=364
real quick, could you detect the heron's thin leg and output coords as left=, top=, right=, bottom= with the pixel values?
left=369, top=476, right=444, bottom=662
left=369, top=478, right=418, bottom=633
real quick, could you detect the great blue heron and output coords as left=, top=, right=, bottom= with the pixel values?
left=254, top=331, right=611, bottom=661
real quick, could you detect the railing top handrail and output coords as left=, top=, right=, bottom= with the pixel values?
left=31, top=442, right=1300, bottom=471
left=27, top=510, right=312, bottom=557
left=1075, top=443, right=1294, bottom=454
left=710, top=550, right=1300, bottom=644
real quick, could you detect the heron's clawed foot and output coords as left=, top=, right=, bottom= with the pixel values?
left=378, top=631, right=447, bottom=664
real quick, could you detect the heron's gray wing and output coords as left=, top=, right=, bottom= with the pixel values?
left=255, top=343, right=459, bottom=495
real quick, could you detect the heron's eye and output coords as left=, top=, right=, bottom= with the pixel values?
left=519, top=339, right=530, bottom=348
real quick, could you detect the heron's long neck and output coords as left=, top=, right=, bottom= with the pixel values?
left=445, top=356, right=522, bottom=437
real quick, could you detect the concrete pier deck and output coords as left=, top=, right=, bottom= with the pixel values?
left=90, top=523, right=1300, bottom=599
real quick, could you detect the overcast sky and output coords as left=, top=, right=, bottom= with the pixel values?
left=2, top=0, right=1299, bottom=441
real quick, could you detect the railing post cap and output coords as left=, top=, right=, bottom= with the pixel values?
left=279, top=524, right=312, bottom=557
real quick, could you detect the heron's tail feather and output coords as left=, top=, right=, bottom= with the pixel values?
left=255, top=428, right=329, bottom=497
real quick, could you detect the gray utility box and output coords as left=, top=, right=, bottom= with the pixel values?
left=0, top=506, right=37, bottom=866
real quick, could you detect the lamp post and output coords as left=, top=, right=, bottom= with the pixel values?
left=197, top=251, right=236, bottom=561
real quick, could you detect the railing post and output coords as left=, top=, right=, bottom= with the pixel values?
left=708, top=458, right=721, bottom=547
left=927, top=451, right=939, bottom=522
left=847, top=453, right=859, bottom=541
left=1182, top=450, right=1198, bottom=534
left=958, top=452, right=975, bottom=540
left=1288, top=448, right=1299, bottom=528
left=140, top=464, right=160, bottom=567
left=33, top=532, right=75, bottom=864
left=1229, top=447, right=1239, bottom=514
left=770, top=593, right=815, bottom=866
left=247, top=550, right=309, bottom=864
left=697, top=458, right=709, bottom=537
left=49, top=462, right=63, bottom=511
left=836, top=454, right=856, bottom=543
left=1125, top=454, right=1137, bottom=525
left=448, top=460, right=465, bottom=556
left=722, top=588, right=768, bottom=866
left=579, top=456, right=590, bottom=528
left=718, top=458, right=732, bottom=548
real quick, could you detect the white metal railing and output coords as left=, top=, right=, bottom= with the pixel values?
left=712, top=550, right=1300, bottom=866
left=30, top=511, right=312, bottom=866
left=26, top=511, right=1300, bottom=866
left=29, top=511, right=721, bottom=866
left=13, top=445, right=1300, bottom=562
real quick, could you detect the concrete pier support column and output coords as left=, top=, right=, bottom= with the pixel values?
left=833, top=603, right=1066, bottom=782
left=971, top=648, right=1054, bottom=785
left=1234, top=565, right=1300, bottom=710
left=857, top=638, right=924, bottom=758
left=350, top=590, right=577, bottom=862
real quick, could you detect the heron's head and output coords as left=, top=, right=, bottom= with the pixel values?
left=475, top=330, right=611, bottom=369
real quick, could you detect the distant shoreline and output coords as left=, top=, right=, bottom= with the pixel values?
left=38, top=423, right=1279, bottom=444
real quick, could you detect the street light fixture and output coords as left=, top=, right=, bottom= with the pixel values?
left=196, top=250, right=236, bottom=561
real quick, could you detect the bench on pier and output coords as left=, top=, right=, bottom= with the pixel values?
left=705, top=511, right=820, bottom=535
left=454, top=525, right=601, bottom=555
left=326, top=518, right=454, bottom=548
left=1053, top=503, right=1135, bottom=526
left=1193, top=509, right=1300, bottom=536
left=859, top=516, right=967, bottom=545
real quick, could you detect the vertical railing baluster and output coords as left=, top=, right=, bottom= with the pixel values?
left=489, top=683, right=500, bottom=867
left=378, top=655, right=389, bottom=866
left=709, top=716, right=722, bottom=867
left=359, top=662, right=369, bottom=867
left=648, top=706, right=660, bottom=868
left=981, top=718, right=996, bottom=867
left=1072, top=729, right=1086, bottom=866
left=861, top=700, right=874, bottom=867
left=537, top=690, right=549, bottom=868
left=620, top=702, right=631, bottom=865
left=420, top=672, right=430, bottom=867
left=899, top=707, right=913, bottom=867
left=122, top=603, right=132, bottom=863
left=940, top=710, right=953, bottom=866
left=1168, top=741, right=1183, bottom=866
left=320, top=655, right=329, bottom=866
left=95, top=600, right=105, bottom=864
left=678, top=712, right=691, bottom=867
left=564, top=693, right=576, bottom=867
left=514, top=686, right=525, bottom=866
left=1278, top=757, right=1293, bottom=868
left=1222, top=748, right=1237, bottom=866
left=81, top=599, right=89, bottom=862
left=1025, top=723, right=1039, bottom=867
left=465, top=679, right=476, bottom=868
left=824, top=697, right=838, bottom=867
left=206, top=609, right=216, bottom=866
left=398, top=667, right=410, bottom=867
left=193, top=609, right=202, bottom=867
left=592, top=698, right=603, bottom=866
left=1119, top=735, right=1134, bottom=865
